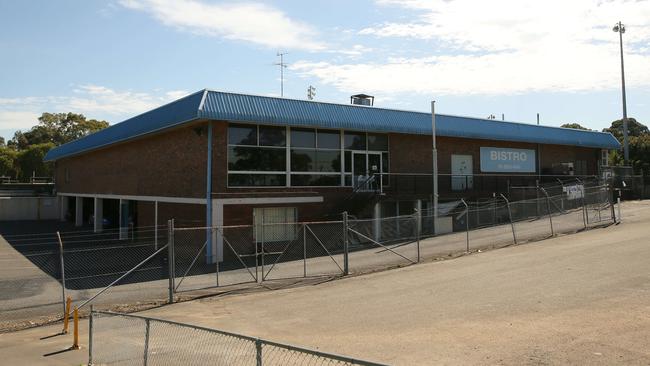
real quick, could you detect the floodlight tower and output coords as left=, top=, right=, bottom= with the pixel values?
left=613, top=21, right=629, bottom=164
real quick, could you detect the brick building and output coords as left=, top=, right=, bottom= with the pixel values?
left=45, top=90, right=619, bottom=256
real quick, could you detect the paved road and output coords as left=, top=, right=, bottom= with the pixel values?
left=136, top=200, right=650, bottom=365
left=0, top=201, right=646, bottom=365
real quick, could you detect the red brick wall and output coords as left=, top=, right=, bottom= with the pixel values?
left=54, top=121, right=602, bottom=224
left=56, top=123, right=208, bottom=197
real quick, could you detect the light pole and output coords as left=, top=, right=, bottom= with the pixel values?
left=613, top=21, right=629, bottom=165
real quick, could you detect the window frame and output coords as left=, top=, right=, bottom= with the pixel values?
left=227, top=123, right=390, bottom=188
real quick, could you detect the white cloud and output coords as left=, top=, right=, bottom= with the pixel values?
left=0, top=111, right=41, bottom=131
left=119, top=0, right=324, bottom=51
left=295, top=0, right=650, bottom=96
left=0, top=85, right=190, bottom=135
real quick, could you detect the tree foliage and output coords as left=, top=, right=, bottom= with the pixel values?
left=1, top=113, right=108, bottom=181
left=602, top=118, right=649, bottom=141
left=604, top=118, right=650, bottom=174
left=560, top=123, right=590, bottom=130
left=8, top=112, right=108, bottom=150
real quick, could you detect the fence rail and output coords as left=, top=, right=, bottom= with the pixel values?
left=89, top=309, right=387, bottom=366
left=0, top=185, right=618, bottom=333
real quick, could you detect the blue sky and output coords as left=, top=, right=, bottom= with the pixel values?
left=1, top=0, right=649, bottom=142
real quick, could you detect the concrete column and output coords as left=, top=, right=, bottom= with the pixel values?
left=75, top=197, right=83, bottom=227
left=94, top=197, right=103, bottom=233
left=373, top=202, right=381, bottom=241
left=119, top=199, right=129, bottom=240
left=59, top=196, right=69, bottom=222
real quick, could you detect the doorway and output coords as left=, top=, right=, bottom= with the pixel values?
left=352, top=152, right=382, bottom=191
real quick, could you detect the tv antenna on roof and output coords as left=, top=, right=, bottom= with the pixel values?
left=275, top=52, right=288, bottom=97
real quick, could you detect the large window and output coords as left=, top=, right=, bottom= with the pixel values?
left=228, top=124, right=286, bottom=187
left=227, top=123, right=389, bottom=188
left=289, top=128, right=341, bottom=187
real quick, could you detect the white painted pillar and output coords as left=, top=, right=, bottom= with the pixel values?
left=373, top=202, right=381, bottom=241
left=75, top=197, right=83, bottom=227
left=59, top=196, right=69, bottom=222
left=119, top=199, right=129, bottom=240
left=211, top=199, right=224, bottom=263
left=94, top=197, right=103, bottom=233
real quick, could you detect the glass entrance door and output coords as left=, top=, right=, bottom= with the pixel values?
left=352, top=152, right=382, bottom=191
left=368, top=153, right=382, bottom=191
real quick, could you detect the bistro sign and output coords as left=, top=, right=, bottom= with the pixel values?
left=480, top=147, right=536, bottom=173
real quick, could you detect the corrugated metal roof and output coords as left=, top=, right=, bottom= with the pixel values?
left=45, top=89, right=620, bottom=161
left=44, top=90, right=205, bottom=161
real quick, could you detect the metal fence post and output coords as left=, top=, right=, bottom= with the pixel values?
left=539, top=187, right=554, bottom=236
left=167, top=219, right=174, bottom=304
left=414, top=209, right=420, bottom=262
left=256, top=338, right=263, bottom=366
left=56, top=231, right=66, bottom=317
left=303, top=224, right=307, bottom=277
left=214, top=228, right=220, bottom=287
left=460, top=199, right=470, bottom=252
left=500, top=194, right=517, bottom=245
left=88, top=305, right=94, bottom=366
left=342, top=212, right=349, bottom=275
left=581, top=187, right=588, bottom=229
left=143, top=318, right=151, bottom=366
left=261, top=215, right=265, bottom=282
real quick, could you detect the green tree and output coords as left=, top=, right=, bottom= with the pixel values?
left=9, top=112, right=108, bottom=149
left=0, top=146, right=17, bottom=178
left=15, top=142, right=56, bottom=180
left=602, top=118, right=649, bottom=140
left=560, top=123, right=590, bottom=130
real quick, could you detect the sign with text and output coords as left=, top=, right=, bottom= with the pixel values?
left=480, top=147, right=536, bottom=173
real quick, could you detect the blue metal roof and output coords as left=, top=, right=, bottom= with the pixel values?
left=45, top=89, right=621, bottom=161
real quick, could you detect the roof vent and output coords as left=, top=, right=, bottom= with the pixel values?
left=350, top=94, right=374, bottom=106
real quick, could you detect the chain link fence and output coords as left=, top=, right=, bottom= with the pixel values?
left=89, top=310, right=387, bottom=366
left=0, top=224, right=170, bottom=332
left=0, top=185, right=618, bottom=332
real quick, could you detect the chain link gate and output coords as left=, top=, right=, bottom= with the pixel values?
left=172, top=225, right=258, bottom=293
left=258, top=221, right=345, bottom=282
left=345, top=213, right=420, bottom=274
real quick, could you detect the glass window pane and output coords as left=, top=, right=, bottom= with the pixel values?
left=315, top=151, right=341, bottom=172
left=291, top=174, right=340, bottom=187
left=344, top=132, right=366, bottom=150
left=229, top=146, right=286, bottom=171
left=259, top=125, right=286, bottom=146
left=228, top=124, right=257, bottom=145
left=344, top=151, right=352, bottom=173
left=290, top=149, right=315, bottom=172
left=382, top=152, right=389, bottom=172
left=317, top=130, right=340, bottom=149
left=368, top=133, right=388, bottom=151
left=228, top=174, right=286, bottom=187
left=291, top=128, right=315, bottom=148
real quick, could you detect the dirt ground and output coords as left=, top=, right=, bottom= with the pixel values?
left=141, top=200, right=650, bottom=365
left=2, top=201, right=649, bottom=365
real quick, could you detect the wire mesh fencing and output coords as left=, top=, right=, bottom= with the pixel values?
left=0, top=185, right=618, bottom=332
left=346, top=214, right=419, bottom=273
left=0, top=224, right=170, bottom=332
left=89, top=310, right=387, bottom=366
